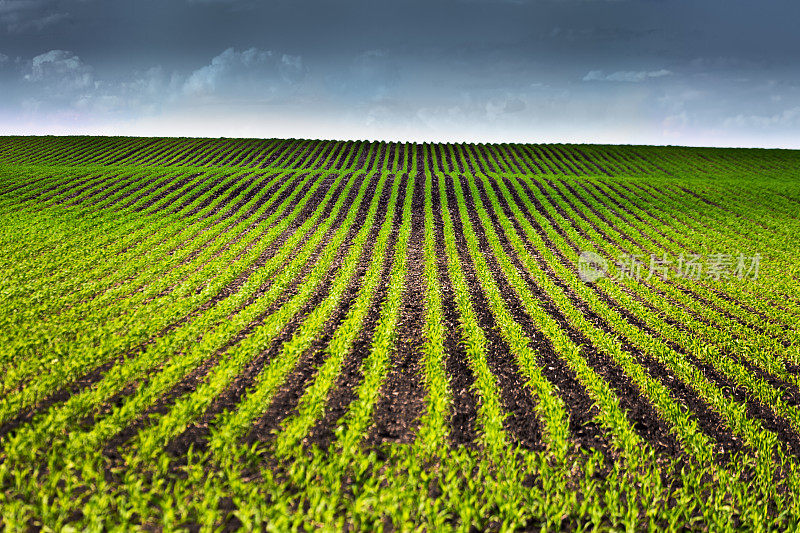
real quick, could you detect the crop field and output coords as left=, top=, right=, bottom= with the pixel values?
left=2, top=136, right=800, bottom=530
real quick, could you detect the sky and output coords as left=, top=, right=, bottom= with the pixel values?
left=0, top=0, right=798, bottom=148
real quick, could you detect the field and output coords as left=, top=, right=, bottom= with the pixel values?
left=1, top=136, right=800, bottom=531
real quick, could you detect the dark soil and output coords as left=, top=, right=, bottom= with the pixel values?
left=245, top=172, right=394, bottom=443
left=506, top=175, right=747, bottom=459
left=110, top=172, right=376, bottom=457
left=535, top=175, right=800, bottom=456
left=430, top=174, right=480, bottom=447
left=475, top=174, right=683, bottom=457
left=305, top=175, right=409, bottom=449
left=440, top=174, right=544, bottom=451
left=367, top=174, right=427, bottom=445
left=8, top=141, right=800, bottom=521
left=455, top=174, right=611, bottom=455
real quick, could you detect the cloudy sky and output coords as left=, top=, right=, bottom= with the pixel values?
left=0, top=0, right=798, bottom=147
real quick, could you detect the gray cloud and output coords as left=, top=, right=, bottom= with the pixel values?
left=4, top=46, right=313, bottom=131
left=583, top=69, right=672, bottom=82
left=0, top=0, right=68, bottom=33
left=182, top=47, right=306, bottom=101
left=24, top=49, right=93, bottom=89
left=324, top=49, right=401, bottom=104
left=723, top=107, right=800, bottom=129
left=0, top=0, right=798, bottom=147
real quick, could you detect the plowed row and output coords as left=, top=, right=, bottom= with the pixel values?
left=1, top=137, right=800, bottom=530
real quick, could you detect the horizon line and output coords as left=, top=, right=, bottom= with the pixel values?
left=0, top=133, right=797, bottom=152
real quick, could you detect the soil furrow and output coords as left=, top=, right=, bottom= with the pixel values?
left=456, top=174, right=612, bottom=455
left=305, top=175, right=409, bottom=450
left=571, top=178, right=800, bottom=455
left=506, top=175, right=746, bottom=458
left=106, top=173, right=376, bottom=456
left=431, top=173, right=480, bottom=447
left=440, top=174, right=544, bottom=451
left=367, top=174, right=427, bottom=445
left=475, top=174, right=682, bottom=456
left=245, top=175, right=394, bottom=444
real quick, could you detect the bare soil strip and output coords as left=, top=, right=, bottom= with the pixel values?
left=112, top=173, right=376, bottom=455
left=475, top=174, right=682, bottom=456
left=245, top=174, right=394, bottom=444
left=507, top=175, right=746, bottom=457
left=305, top=174, right=409, bottom=449
left=456, top=174, right=612, bottom=454
left=431, top=173, right=480, bottom=447
left=440, top=174, right=544, bottom=450
left=550, top=177, right=800, bottom=456
left=367, top=174, right=427, bottom=445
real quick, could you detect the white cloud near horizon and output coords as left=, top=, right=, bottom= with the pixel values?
left=723, top=106, right=800, bottom=129
left=583, top=69, right=672, bottom=82
left=182, top=47, right=306, bottom=100
left=1, top=48, right=798, bottom=150
left=24, top=49, right=93, bottom=89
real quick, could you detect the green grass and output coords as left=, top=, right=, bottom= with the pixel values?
left=1, top=136, right=800, bottom=531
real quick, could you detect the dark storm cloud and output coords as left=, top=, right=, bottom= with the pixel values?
left=0, top=0, right=68, bottom=33
left=0, top=0, right=798, bottom=146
